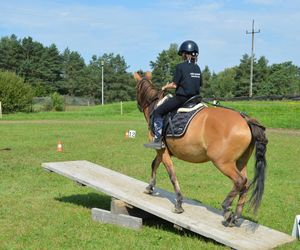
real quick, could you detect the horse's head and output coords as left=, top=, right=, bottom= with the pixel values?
left=133, top=71, right=153, bottom=94
left=133, top=71, right=162, bottom=113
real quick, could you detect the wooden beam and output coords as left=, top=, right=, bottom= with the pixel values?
left=42, top=161, right=295, bottom=250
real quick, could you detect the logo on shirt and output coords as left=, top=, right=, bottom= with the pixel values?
left=190, top=72, right=201, bottom=78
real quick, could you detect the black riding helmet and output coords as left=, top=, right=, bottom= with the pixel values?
left=178, top=40, right=199, bottom=56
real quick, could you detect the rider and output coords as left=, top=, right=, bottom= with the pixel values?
left=144, top=40, right=203, bottom=149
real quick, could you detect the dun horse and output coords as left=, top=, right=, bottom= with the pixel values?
left=134, top=71, right=268, bottom=226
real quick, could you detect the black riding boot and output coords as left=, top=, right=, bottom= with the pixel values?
left=144, top=117, right=165, bottom=149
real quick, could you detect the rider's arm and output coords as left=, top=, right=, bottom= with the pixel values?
left=162, top=82, right=177, bottom=91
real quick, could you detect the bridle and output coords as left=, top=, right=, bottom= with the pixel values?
left=137, top=96, right=159, bottom=113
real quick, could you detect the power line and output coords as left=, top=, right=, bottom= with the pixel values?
left=246, top=20, right=260, bottom=97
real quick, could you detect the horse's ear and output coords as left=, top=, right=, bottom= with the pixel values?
left=133, top=72, right=142, bottom=82
left=145, top=71, right=152, bottom=81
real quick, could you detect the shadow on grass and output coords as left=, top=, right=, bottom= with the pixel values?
left=55, top=192, right=111, bottom=211
left=143, top=216, right=225, bottom=248
left=55, top=192, right=224, bottom=248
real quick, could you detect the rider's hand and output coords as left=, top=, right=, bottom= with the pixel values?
left=162, top=82, right=169, bottom=91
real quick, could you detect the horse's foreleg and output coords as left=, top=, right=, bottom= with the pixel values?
left=162, top=151, right=184, bottom=213
left=145, top=155, right=161, bottom=194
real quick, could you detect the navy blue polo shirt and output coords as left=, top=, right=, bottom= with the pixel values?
left=173, top=61, right=202, bottom=97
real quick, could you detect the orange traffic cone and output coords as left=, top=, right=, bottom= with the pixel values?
left=57, top=140, right=63, bottom=152
left=125, top=131, right=129, bottom=138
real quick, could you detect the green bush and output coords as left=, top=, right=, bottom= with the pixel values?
left=44, top=97, right=53, bottom=111
left=0, top=71, right=34, bottom=113
left=51, top=92, right=65, bottom=111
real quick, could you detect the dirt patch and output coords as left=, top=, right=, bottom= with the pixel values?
left=1, top=120, right=299, bottom=136
left=266, top=128, right=300, bottom=136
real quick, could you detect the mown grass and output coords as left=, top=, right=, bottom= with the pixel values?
left=3, top=100, right=300, bottom=129
left=0, top=101, right=299, bottom=249
left=224, top=101, right=300, bottom=129
left=2, top=102, right=142, bottom=121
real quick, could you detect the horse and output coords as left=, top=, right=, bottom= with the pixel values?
left=134, top=71, right=268, bottom=227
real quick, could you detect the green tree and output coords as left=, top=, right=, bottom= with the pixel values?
left=60, top=48, right=86, bottom=96
left=0, top=34, right=23, bottom=73
left=234, top=54, right=252, bottom=97
left=9, top=36, right=63, bottom=95
left=201, top=65, right=213, bottom=97
left=84, top=55, right=102, bottom=100
left=210, top=68, right=236, bottom=98
left=18, top=36, right=44, bottom=83
left=254, top=56, right=269, bottom=95
left=0, top=71, right=34, bottom=113
left=150, top=43, right=181, bottom=87
left=261, top=62, right=300, bottom=95
left=0, top=35, right=63, bottom=96
left=39, top=44, right=63, bottom=93
left=97, top=53, right=135, bottom=103
left=51, top=92, right=65, bottom=111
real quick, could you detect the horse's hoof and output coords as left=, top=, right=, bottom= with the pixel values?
left=226, top=220, right=236, bottom=227
left=232, top=217, right=242, bottom=227
left=222, top=213, right=239, bottom=227
left=144, top=186, right=154, bottom=194
left=222, top=219, right=235, bottom=227
left=223, top=210, right=233, bottom=221
left=173, top=206, right=184, bottom=214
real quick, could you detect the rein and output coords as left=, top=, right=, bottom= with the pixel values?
left=137, top=96, right=159, bottom=113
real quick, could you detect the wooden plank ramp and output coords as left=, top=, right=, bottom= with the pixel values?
left=42, top=160, right=295, bottom=250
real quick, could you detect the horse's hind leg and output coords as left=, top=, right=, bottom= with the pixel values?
left=226, top=172, right=248, bottom=227
left=161, top=151, right=184, bottom=213
left=215, top=161, right=247, bottom=226
left=235, top=189, right=248, bottom=224
left=145, top=155, right=161, bottom=194
left=235, top=149, right=252, bottom=220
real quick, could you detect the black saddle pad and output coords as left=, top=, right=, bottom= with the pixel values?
left=165, top=106, right=205, bottom=138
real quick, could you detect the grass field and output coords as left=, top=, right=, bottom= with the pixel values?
left=0, top=101, right=299, bottom=249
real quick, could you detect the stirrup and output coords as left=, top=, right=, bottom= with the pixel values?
left=144, top=139, right=165, bottom=149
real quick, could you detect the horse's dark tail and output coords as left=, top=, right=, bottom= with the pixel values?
left=247, top=118, right=268, bottom=213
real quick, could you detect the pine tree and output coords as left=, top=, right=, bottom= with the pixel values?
left=234, top=54, right=252, bottom=97
left=60, top=48, right=86, bottom=96
left=0, top=34, right=23, bottom=73
left=254, top=56, right=269, bottom=95
left=201, top=66, right=213, bottom=97
left=40, top=44, right=63, bottom=92
left=97, top=53, right=134, bottom=103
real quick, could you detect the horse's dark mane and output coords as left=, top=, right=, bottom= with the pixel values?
left=136, top=77, right=162, bottom=111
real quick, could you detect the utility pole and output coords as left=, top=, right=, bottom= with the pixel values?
left=101, top=60, right=104, bottom=106
left=246, top=20, right=260, bottom=98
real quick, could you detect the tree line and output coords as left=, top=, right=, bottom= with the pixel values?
left=0, top=35, right=299, bottom=112
left=151, top=44, right=300, bottom=98
left=0, top=34, right=135, bottom=104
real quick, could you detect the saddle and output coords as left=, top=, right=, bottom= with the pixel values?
left=151, top=95, right=207, bottom=138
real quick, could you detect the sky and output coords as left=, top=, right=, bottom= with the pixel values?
left=0, top=0, right=299, bottom=73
